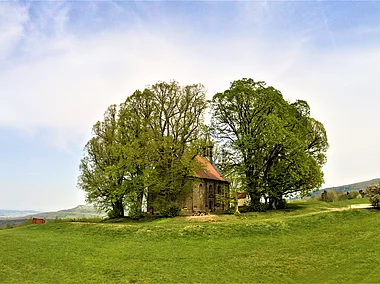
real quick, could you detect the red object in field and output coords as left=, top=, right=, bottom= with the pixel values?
left=32, top=218, right=45, bottom=224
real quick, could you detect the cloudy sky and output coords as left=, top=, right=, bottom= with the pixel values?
left=1, top=1, right=380, bottom=211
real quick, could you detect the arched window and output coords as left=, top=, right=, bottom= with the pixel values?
left=217, top=185, right=221, bottom=195
left=198, top=184, right=203, bottom=199
left=208, top=185, right=213, bottom=198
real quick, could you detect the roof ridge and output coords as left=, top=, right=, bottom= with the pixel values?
left=193, top=155, right=230, bottom=183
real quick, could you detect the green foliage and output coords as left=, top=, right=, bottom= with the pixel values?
left=337, top=192, right=348, bottom=201
left=22, top=218, right=33, bottom=226
left=159, top=205, right=181, bottom=218
left=78, top=104, right=127, bottom=217
left=363, top=184, right=380, bottom=207
left=347, top=190, right=360, bottom=199
left=246, top=201, right=268, bottom=212
left=318, top=190, right=338, bottom=202
left=317, top=190, right=361, bottom=203
left=5, top=222, right=13, bottom=229
left=213, top=145, right=244, bottom=214
left=315, top=192, right=323, bottom=201
left=79, top=77, right=328, bottom=215
left=211, top=78, right=328, bottom=210
left=107, top=207, right=124, bottom=219
left=78, top=80, right=208, bottom=217
left=0, top=219, right=24, bottom=229
left=53, top=217, right=103, bottom=223
left=316, top=178, right=380, bottom=195
left=276, top=198, right=287, bottom=209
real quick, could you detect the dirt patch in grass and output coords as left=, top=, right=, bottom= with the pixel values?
left=187, top=214, right=218, bottom=222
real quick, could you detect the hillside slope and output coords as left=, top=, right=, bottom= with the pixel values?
left=0, top=199, right=378, bottom=283
left=315, top=177, right=380, bottom=195
left=30, top=205, right=106, bottom=219
left=0, top=205, right=105, bottom=221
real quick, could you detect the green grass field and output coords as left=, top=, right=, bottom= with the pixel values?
left=1, top=199, right=379, bottom=283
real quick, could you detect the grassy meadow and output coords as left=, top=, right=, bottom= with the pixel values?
left=0, top=199, right=379, bottom=283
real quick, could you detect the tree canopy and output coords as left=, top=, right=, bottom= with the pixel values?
left=364, top=184, right=380, bottom=207
left=211, top=78, right=328, bottom=209
left=79, top=78, right=329, bottom=216
left=78, top=81, right=208, bottom=218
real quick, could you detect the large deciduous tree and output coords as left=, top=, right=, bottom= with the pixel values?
left=211, top=78, right=328, bottom=209
left=78, top=105, right=128, bottom=217
left=138, top=81, right=208, bottom=214
left=78, top=81, right=208, bottom=218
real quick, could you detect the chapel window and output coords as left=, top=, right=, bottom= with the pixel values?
left=208, top=185, right=213, bottom=198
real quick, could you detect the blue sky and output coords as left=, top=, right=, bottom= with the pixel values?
left=1, top=1, right=380, bottom=211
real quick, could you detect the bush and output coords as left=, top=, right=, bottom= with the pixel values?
left=318, top=190, right=338, bottom=202
left=107, top=208, right=122, bottom=219
left=317, top=190, right=361, bottom=202
left=247, top=202, right=268, bottom=212
left=127, top=203, right=144, bottom=219
left=160, top=205, right=181, bottom=217
left=326, top=190, right=338, bottom=202
left=315, top=193, right=323, bottom=201
left=5, top=223, right=13, bottom=229
left=337, top=192, right=348, bottom=201
left=363, top=184, right=380, bottom=207
left=347, top=190, right=360, bottom=200
left=22, top=218, right=33, bottom=226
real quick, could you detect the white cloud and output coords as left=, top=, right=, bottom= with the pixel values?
left=0, top=28, right=207, bottom=149
left=1, top=2, right=380, bottom=190
left=0, top=3, right=29, bottom=59
left=274, top=45, right=380, bottom=187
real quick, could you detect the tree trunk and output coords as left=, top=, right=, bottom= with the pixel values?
left=268, top=195, right=276, bottom=210
left=234, top=202, right=240, bottom=215
left=112, top=199, right=124, bottom=217
left=248, top=190, right=261, bottom=206
left=134, top=188, right=144, bottom=217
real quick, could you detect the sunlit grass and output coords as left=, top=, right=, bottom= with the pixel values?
left=0, top=199, right=378, bottom=283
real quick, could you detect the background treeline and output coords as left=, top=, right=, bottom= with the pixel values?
left=315, top=190, right=361, bottom=202
left=78, top=78, right=328, bottom=218
left=314, top=184, right=380, bottom=208
left=313, top=178, right=380, bottom=195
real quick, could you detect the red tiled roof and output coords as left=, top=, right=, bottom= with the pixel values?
left=194, top=155, right=229, bottom=183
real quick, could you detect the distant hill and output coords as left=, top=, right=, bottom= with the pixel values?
left=29, top=205, right=106, bottom=220
left=0, top=205, right=106, bottom=228
left=0, top=209, right=40, bottom=218
left=314, top=178, right=380, bottom=195
left=0, top=205, right=105, bottom=221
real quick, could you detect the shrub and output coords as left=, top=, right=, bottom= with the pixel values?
left=127, top=203, right=144, bottom=219
left=5, top=223, right=13, bottom=229
left=22, top=218, right=33, bottom=226
left=315, top=193, right=323, bottom=201
left=337, top=192, right=348, bottom=201
left=363, top=184, right=380, bottom=207
left=347, top=190, right=360, bottom=200
left=160, top=205, right=181, bottom=217
left=318, top=190, right=338, bottom=202
left=247, top=202, right=268, bottom=212
left=107, top=208, right=122, bottom=219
